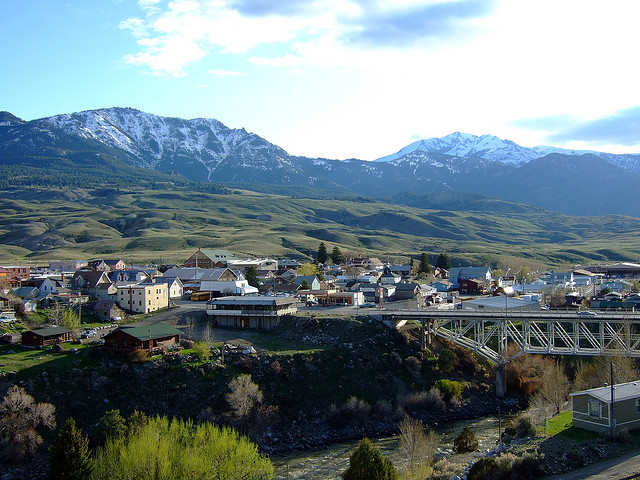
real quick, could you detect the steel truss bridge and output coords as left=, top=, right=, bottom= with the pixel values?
left=381, top=310, right=640, bottom=366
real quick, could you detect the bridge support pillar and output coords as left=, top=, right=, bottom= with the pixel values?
left=420, top=319, right=426, bottom=350
left=496, top=364, right=506, bottom=398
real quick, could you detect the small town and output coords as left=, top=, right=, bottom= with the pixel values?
left=3, top=245, right=640, bottom=479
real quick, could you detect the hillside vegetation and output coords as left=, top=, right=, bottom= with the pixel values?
left=1, top=185, right=639, bottom=267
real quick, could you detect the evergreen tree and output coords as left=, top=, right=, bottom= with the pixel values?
left=49, top=418, right=93, bottom=480
left=317, top=242, right=328, bottom=264
left=435, top=253, right=452, bottom=270
left=342, top=438, right=397, bottom=480
left=331, top=246, right=344, bottom=265
left=418, top=253, right=431, bottom=275
left=300, top=279, right=311, bottom=290
left=245, top=266, right=259, bottom=288
left=95, top=409, right=127, bottom=445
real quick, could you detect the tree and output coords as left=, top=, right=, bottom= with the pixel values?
left=398, top=416, right=438, bottom=478
left=453, top=426, right=478, bottom=453
left=245, top=266, right=259, bottom=288
left=300, top=279, right=311, bottom=290
left=539, top=361, right=569, bottom=415
left=331, top=246, right=344, bottom=265
left=435, top=253, right=451, bottom=270
left=91, top=416, right=273, bottom=480
left=317, top=242, right=328, bottom=264
left=343, top=438, right=397, bottom=480
left=0, top=385, right=56, bottom=462
left=573, top=356, right=638, bottom=392
left=418, top=253, right=431, bottom=275
left=226, top=374, right=263, bottom=420
left=297, top=262, right=320, bottom=277
left=95, top=409, right=127, bottom=445
left=49, top=417, right=93, bottom=480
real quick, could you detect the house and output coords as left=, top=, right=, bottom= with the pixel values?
left=458, top=279, right=486, bottom=295
left=431, top=280, right=453, bottom=292
left=316, top=291, right=364, bottom=306
left=582, top=263, right=640, bottom=278
left=293, top=275, right=321, bottom=291
left=199, top=268, right=258, bottom=296
left=104, top=324, right=181, bottom=354
left=394, top=282, right=422, bottom=300
left=21, top=277, right=58, bottom=294
left=12, top=286, right=40, bottom=300
left=109, top=269, right=152, bottom=285
left=227, top=258, right=278, bottom=272
left=48, top=260, right=88, bottom=271
left=380, top=266, right=401, bottom=285
left=278, top=259, right=302, bottom=269
left=206, top=296, right=298, bottom=330
left=156, top=277, right=184, bottom=299
left=571, top=380, right=640, bottom=435
left=184, top=248, right=236, bottom=268
left=22, top=326, right=72, bottom=347
left=116, top=283, right=169, bottom=314
left=449, top=266, right=492, bottom=285
left=73, top=271, right=112, bottom=293
left=389, top=265, right=413, bottom=277
left=93, top=300, right=123, bottom=321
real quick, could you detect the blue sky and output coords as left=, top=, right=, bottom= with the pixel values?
left=2, top=0, right=640, bottom=160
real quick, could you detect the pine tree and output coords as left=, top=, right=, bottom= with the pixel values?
left=49, top=418, right=93, bottom=480
left=419, top=253, right=431, bottom=275
left=343, top=438, right=397, bottom=480
left=245, top=265, right=259, bottom=288
left=331, top=246, right=344, bottom=265
left=317, top=242, right=328, bottom=264
left=435, top=253, right=452, bottom=270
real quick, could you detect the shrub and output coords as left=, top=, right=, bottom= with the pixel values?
left=49, top=417, right=93, bottom=480
left=192, top=341, right=210, bottom=362
left=329, top=397, right=372, bottom=428
left=434, top=379, right=463, bottom=401
left=128, top=350, right=149, bottom=363
left=467, top=457, right=499, bottom=480
left=342, top=438, right=397, bottom=480
left=91, top=416, right=273, bottom=480
left=400, top=388, right=444, bottom=412
left=437, top=348, right=456, bottom=373
left=453, top=426, right=478, bottom=453
left=404, top=356, right=421, bottom=373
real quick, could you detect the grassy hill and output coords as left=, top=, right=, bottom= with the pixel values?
left=1, top=185, right=639, bottom=268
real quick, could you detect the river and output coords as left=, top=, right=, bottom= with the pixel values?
left=271, top=413, right=516, bottom=479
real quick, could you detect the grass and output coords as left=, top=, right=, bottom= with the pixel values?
left=546, top=410, right=598, bottom=441
left=2, top=185, right=640, bottom=268
left=0, top=342, right=91, bottom=375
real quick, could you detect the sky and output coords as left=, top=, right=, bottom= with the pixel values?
left=2, top=0, right=640, bottom=160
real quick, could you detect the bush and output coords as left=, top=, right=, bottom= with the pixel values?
left=453, top=426, right=478, bottom=453
left=342, top=438, right=397, bottom=480
left=91, top=416, right=273, bottom=480
left=468, top=457, right=499, bottom=480
left=128, top=350, right=149, bottom=363
left=404, top=356, right=421, bottom=373
left=434, top=379, right=463, bottom=401
left=437, top=348, right=456, bottom=373
left=329, top=397, right=372, bottom=428
left=400, top=388, right=444, bottom=412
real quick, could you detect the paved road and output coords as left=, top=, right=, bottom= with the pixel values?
left=543, top=450, right=640, bottom=480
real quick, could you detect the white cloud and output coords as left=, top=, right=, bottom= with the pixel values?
left=208, top=69, right=247, bottom=77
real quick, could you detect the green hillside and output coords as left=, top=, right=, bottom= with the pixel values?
left=1, top=186, right=639, bottom=268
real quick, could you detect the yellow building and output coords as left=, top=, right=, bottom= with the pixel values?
left=116, top=283, right=169, bottom=314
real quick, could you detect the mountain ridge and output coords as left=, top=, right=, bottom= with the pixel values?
left=3, top=107, right=640, bottom=216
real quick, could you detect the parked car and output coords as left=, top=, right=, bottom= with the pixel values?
left=577, top=310, right=597, bottom=316
left=361, top=302, right=376, bottom=308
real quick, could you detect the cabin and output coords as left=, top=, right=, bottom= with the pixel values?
left=103, top=324, right=181, bottom=354
left=571, top=380, right=640, bottom=435
left=22, top=326, right=72, bottom=347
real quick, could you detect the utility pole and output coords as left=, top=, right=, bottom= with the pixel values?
left=610, top=362, right=616, bottom=439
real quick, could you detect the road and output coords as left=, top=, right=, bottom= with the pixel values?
left=543, top=450, right=640, bottom=480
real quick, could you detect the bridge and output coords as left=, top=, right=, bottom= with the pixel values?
left=380, top=310, right=640, bottom=396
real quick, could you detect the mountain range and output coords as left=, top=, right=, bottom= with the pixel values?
left=2, top=107, right=640, bottom=216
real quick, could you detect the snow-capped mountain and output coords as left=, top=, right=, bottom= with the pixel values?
left=38, top=107, right=292, bottom=181
left=4, top=107, right=640, bottom=216
left=375, top=132, right=640, bottom=172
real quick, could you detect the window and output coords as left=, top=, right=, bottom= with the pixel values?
left=636, top=398, right=640, bottom=413
left=588, top=400, right=601, bottom=419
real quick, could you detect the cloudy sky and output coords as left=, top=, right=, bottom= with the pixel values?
left=2, top=0, right=640, bottom=160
